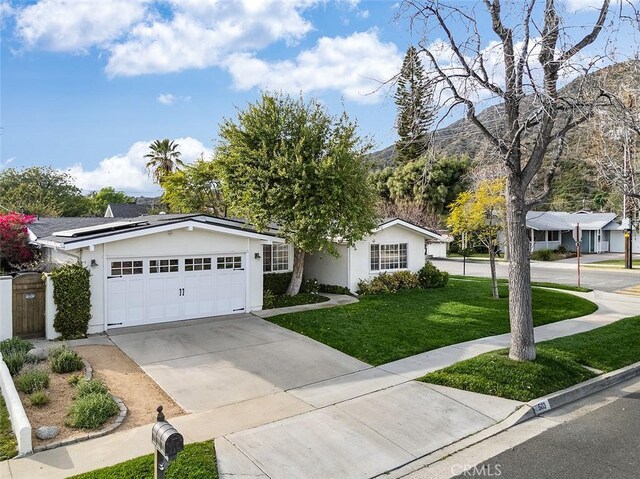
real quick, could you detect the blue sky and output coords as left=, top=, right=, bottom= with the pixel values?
left=1, top=0, right=635, bottom=195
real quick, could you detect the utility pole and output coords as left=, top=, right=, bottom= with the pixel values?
left=623, top=94, right=635, bottom=269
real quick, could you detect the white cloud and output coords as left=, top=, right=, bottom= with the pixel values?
left=0, top=156, right=16, bottom=169
left=225, top=30, right=403, bottom=103
left=157, top=93, right=176, bottom=105
left=562, top=0, right=618, bottom=12
left=66, top=137, right=210, bottom=194
left=15, top=0, right=149, bottom=52
left=104, top=0, right=317, bottom=77
left=357, top=9, right=370, bottom=19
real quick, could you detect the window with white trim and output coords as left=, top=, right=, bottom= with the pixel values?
left=149, top=259, right=179, bottom=273
left=548, top=230, right=559, bottom=241
left=370, top=243, right=408, bottom=271
left=185, top=257, right=212, bottom=271
left=110, top=260, right=143, bottom=276
left=263, top=244, right=289, bottom=272
left=217, top=256, right=242, bottom=270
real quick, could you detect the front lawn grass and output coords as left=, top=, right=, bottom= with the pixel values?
left=266, top=279, right=598, bottom=366
left=420, top=316, right=640, bottom=402
left=0, top=395, right=18, bottom=461
left=69, top=440, right=217, bottom=479
left=588, top=259, right=640, bottom=267
left=450, top=275, right=592, bottom=292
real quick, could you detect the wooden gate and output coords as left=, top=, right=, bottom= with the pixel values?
left=12, top=273, right=46, bottom=339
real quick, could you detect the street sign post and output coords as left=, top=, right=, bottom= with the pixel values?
left=573, top=223, right=581, bottom=288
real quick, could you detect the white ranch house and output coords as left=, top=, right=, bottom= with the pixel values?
left=21, top=215, right=448, bottom=338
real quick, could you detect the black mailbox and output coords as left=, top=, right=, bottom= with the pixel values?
left=152, top=421, right=184, bottom=461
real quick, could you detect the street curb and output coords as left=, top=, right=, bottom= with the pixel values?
left=379, top=361, right=640, bottom=478
left=526, top=360, right=640, bottom=418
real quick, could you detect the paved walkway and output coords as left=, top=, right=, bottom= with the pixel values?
left=5, top=290, right=640, bottom=479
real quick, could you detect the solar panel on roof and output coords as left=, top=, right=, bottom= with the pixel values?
left=52, top=221, right=148, bottom=237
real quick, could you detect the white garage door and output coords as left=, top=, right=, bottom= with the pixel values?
left=107, top=255, right=246, bottom=328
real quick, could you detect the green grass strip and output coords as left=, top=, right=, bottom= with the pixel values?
left=0, top=395, right=18, bottom=461
left=420, top=316, right=640, bottom=402
left=69, top=440, right=217, bottom=479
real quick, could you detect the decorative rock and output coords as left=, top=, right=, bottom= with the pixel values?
left=29, top=348, right=48, bottom=361
left=36, top=426, right=60, bottom=440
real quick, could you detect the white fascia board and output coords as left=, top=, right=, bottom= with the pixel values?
left=375, top=219, right=447, bottom=242
left=55, top=220, right=284, bottom=251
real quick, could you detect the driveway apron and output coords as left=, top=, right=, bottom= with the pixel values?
left=108, top=314, right=368, bottom=413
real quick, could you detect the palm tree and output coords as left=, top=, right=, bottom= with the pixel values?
left=145, top=139, right=184, bottom=184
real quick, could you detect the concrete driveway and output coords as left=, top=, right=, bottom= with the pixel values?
left=108, top=314, right=368, bottom=413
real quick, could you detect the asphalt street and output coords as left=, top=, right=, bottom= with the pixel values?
left=430, top=258, right=640, bottom=292
left=472, top=389, right=640, bottom=479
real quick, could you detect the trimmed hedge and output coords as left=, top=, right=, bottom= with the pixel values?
left=417, top=262, right=449, bottom=288
left=51, top=263, right=92, bottom=339
left=263, top=272, right=293, bottom=295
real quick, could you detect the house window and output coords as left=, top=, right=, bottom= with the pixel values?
left=217, top=256, right=242, bottom=270
left=110, top=260, right=143, bottom=276
left=533, top=230, right=546, bottom=242
left=263, top=244, right=289, bottom=272
left=185, top=257, right=212, bottom=272
left=548, top=231, right=559, bottom=241
left=149, top=259, right=179, bottom=273
left=370, top=243, right=408, bottom=271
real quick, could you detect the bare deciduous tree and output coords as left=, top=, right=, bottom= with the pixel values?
left=400, top=0, right=630, bottom=360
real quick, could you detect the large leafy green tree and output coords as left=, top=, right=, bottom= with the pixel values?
left=0, top=167, right=90, bottom=217
left=87, top=187, right=135, bottom=216
left=162, top=158, right=226, bottom=216
left=215, top=92, right=378, bottom=295
left=145, top=139, right=184, bottom=184
left=394, top=46, right=436, bottom=164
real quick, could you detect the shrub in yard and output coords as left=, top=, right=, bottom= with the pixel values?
left=66, top=393, right=118, bottom=429
left=300, top=278, right=320, bottom=294
left=263, top=289, right=276, bottom=309
left=50, top=348, right=84, bottom=374
left=531, top=249, right=555, bottom=261
left=15, top=367, right=49, bottom=394
left=68, top=374, right=82, bottom=386
left=417, top=262, right=449, bottom=289
left=25, top=353, right=40, bottom=365
left=30, top=391, right=50, bottom=407
left=357, top=271, right=420, bottom=295
left=0, top=337, right=33, bottom=356
left=318, top=283, right=353, bottom=295
left=2, top=351, right=27, bottom=376
left=75, top=378, right=108, bottom=398
left=555, top=245, right=568, bottom=254
left=263, top=272, right=293, bottom=295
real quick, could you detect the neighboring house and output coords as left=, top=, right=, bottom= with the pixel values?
left=29, top=214, right=282, bottom=334
left=305, top=218, right=449, bottom=293
left=526, top=211, right=620, bottom=253
left=104, top=203, right=151, bottom=218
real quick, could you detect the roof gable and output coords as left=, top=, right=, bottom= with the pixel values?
left=375, top=218, right=448, bottom=242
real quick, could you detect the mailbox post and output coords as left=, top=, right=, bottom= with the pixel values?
left=152, top=406, right=184, bottom=479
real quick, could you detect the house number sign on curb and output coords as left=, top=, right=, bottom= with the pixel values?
left=532, top=399, right=551, bottom=415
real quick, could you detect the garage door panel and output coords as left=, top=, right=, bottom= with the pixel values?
left=108, top=254, right=246, bottom=329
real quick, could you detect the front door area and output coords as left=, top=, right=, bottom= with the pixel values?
left=107, top=255, right=246, bottom=328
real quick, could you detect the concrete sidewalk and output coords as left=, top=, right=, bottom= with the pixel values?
left=6, top=289, right=640, bottom=479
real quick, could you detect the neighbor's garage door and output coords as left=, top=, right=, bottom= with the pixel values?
left=107, top=255, right=246, bottom=328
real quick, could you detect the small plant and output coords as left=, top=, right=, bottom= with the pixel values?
left=30, top=391, right=50, bottom=407
left=0, top=337, right=33, bottom=357
left=66, top=393, right=118, bottom=429
left=14, top=367, right=50, bottom=394
left=531, top=249, right=555, bottom=261
left=75, top=378, right=108, bottom=398
left=555, top=245, right=568, bottom=254
left=263, top=289, right=276, bottom=309
left=300, top=278, right=320, bottom=294
left=24, top=353, right=40, bottom=365
left=68, top=374, right=82, bottom=386
left=417, top=262, right=449, bottom=289
left=2, top=351, right=27, bottom=376
left=50, top=349, right=84, bottom=374
left=48, top=344, right=70, bottom=360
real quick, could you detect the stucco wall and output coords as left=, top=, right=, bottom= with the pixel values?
left=609, top=230, right=640, bottom=253
left=0, top=277, right=12, bottom=341
left=348, top=226, right=430, bottom=292
left=425, top=242, right=447, bottom=258
left=45, top=226, right=266, bottom=334
left=305, top=244, right=349, bottom=288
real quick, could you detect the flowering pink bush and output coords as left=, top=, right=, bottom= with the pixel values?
left=0, top=212, right=36, bottom=268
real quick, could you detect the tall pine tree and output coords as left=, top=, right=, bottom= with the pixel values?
left=394, top=46, right=435, bottom=164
